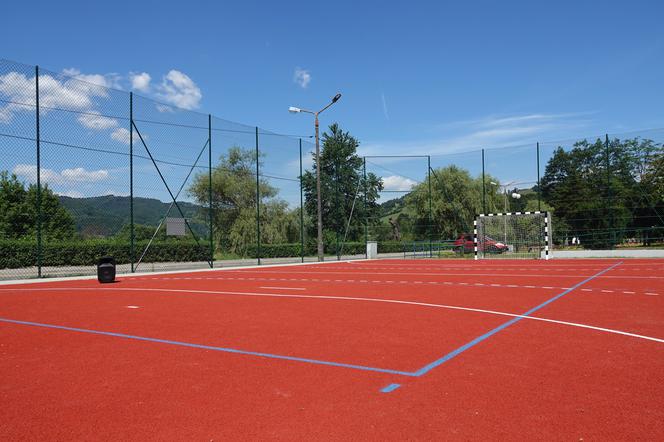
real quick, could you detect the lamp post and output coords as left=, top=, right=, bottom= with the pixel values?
left=289, top=93, right=342, bottom=262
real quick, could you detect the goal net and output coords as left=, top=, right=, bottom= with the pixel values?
left=474, top=211, right=551, bottom=260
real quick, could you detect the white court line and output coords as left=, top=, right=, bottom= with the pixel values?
left=232, top=270, right=663, bottom=280
left=1, top=286, right=662, bottom=345
left=129, top=276, right=658, bottom=297
left=259, top=287, right=306, bottom=291
left=124, top=277, right=658, bottom=296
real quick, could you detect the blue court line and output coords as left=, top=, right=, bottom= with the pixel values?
left=381, top=383, right=401, bottom=393
left=0, top=261, right=622, bottom=381
left=412, top=261, right=623, bottom=376
left=0, top=317, right=415, bottom=377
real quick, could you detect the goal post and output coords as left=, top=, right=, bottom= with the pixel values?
left=474, top=211, right=551, bottom=260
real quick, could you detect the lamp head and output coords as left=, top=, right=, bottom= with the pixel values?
left=288, top=106, right=301, bottom=113
left=332, top=93, right=341, bottom=103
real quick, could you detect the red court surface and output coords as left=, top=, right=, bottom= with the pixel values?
left=1, top=258, right=663, bottom=440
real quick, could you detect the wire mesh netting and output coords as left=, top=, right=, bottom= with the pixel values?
left=131, top=94, right=211, bottom=273
left=1, top=58, right=663, bottom=279
left=475, top=212, right=548, bottom=260
left=538, top=129, right=664, bottom=249
left=0, top=61, right=39, bottom=279
left=256, top=129, right=308, bottom=264
left=364, top=156, right=430, bottom=257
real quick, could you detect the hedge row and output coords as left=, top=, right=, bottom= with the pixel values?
left=0, top=239, right=210, bottom=269
left=0, top=239, right=412, bottom=269
left=245, top=241, right=407, bottom=258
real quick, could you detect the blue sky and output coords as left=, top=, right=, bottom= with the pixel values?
left=1, top=0, right=663, bottom=203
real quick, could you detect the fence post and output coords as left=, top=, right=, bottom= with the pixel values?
left=427, top=155, right=432, bottom=257
left=35, top=66, right=42, bottom=278
left=536, top=142, right=541, bottom=211
left=255, top=127, right=261, bottom=265
left=335, top=159, right=340, bottom=260
left=299, top=138, right=304, bottom=263
left=208, top=114, right=214, bottom=268
left=481, top=149, right=486, bottom=215
left=129, top=92, right=135, bottom=272
left=363, top=157, right=368, bottom=259
left=605, top=134, right=613, bottom=247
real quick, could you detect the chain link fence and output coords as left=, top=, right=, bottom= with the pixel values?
left=1, top=59, right=663, bottom=279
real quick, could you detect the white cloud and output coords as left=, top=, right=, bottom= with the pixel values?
left=62, top=68, right=122, bottom=90
left=103, top=189, right=130, bottom=197
left=111, top=127, right=141, bottom=145
left=155, top=103, right=175, bottom=113
left=130, top=72, right=151, bottom=92
left=382, top=175, right=417, bottom=191
left=0, top=72, right=40, bottom=122
left=156, top=70, right=202, bottom=110
left=293, top=67, right=311, bottom=88
left=56, top=190, right=84, bottom=198
left=77, top=111, right=119, bottom=130
left=1, top=67, right=206, bottom=127
left=61, top=167, right=109, bottom=182
left=0, top=105, right=13, bottom=123
left=381, top=92, right=389, bottom=121
left=0, top=71, right=110, bottom=123
left=361, top=112, right=595, bottom=157
left=12, top=164, right=109, bottom=184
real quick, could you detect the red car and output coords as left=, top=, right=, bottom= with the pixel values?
left=453, top=234, right=509, bottom=254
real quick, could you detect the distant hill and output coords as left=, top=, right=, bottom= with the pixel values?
left=379, top=194, right=409, bottom=220
left=58, top=195, right=204, bottom=237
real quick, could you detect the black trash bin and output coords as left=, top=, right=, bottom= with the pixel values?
left=97, top=256, right=116, bottom=283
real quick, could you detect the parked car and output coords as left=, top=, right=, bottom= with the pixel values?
left=453, top=233, right=509, bottom=254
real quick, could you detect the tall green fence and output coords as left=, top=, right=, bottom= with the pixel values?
left=0, top=59, right=663, bottom=279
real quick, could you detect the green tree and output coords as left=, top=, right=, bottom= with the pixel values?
left=301, top=123, right=383, bottom=245
left=405, top=166, right=502, bottom=241
left=539, top=137, right=663, bottom=248
left=0, top=171, right=76, bottom=241
left=189, top=147, right=293, bottom=256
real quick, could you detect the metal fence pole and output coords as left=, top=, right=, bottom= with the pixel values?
left=363, top=157, right=368, bottom=259
left=255, top=127, right=261, bottom=265
left=605, top=134, right=613, bottom=247
left=481, top=149, right=486, bottom=215
left=336, top=160, right=340, bottom=260
left=537, top=142, right=541, bottom=211
left=299, top=138, right=304, bottom=263
left=427, top=155, right=432, bottom=257
left=208, top=114, right=214, bottom=268
left=35, top=66, right=42, bottom=278
left=129, top=92, right=135, bottom=272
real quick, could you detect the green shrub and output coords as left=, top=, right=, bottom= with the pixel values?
left=246, top=243, right=304, bottom=259
left=0, top=239, right=210, bottom=269
left=378, top=242, right=406, bottom=253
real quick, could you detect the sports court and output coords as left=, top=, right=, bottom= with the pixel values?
left=1, top=258, right=663, bottom=440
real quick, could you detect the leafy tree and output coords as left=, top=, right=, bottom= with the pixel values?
left=301, top=123, right=383, bottom=244
left=114, top=223, right=182, bottom=242
left=643, top=149, right=664, bottom=201
left=623, top=138, right=664, bottom=244
left=0, top=171, right=76, bottom=241
left=540, top=137, right=663, bottom=248
left=407, top=166, right=504, bottom=240
left=0, top=172, right=32, bottom=239
left=189, top=147, right=296, bottom=256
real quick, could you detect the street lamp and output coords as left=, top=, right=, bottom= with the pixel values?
left=289, top=93, right=342, bottom=262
